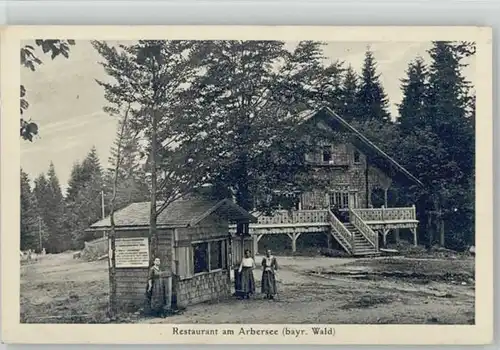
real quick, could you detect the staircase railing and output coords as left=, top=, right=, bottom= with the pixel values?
left=349, top=208, right=379, bottom=251
left=352, top=205, right=416, bottom=222
left=327, top=209, right=353, bottom=254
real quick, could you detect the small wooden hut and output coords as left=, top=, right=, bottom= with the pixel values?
left=87, top=198, right=256, bottom=311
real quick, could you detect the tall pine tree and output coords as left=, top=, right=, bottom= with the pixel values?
left=46, top=162, right=67, bottom=251
left=20, top=169, right=47, bottom=251
left=33, top=163, right=66, bottom=252
left=394, top=41, right=475, bottom=249
left=315, top=61, right=346, bottom=113
left=426, top=42, right=474, bottom=178
left=424, top=41, right=475, bottom=248
left=397, top=57, right=429, bottom=132
left=64, top=147, right=105, bottom=248
left=104, top=116, right=150, bottom=212
left=356, top=49, right=391, bottom=122
left=339, top=65, right=360, bottom=121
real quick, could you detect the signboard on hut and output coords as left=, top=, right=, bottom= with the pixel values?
left=109, top=237, right=150, bottom=268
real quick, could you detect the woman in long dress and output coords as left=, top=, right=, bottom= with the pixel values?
left=261, top=249, right=278, bottom=300
left=145, top=257, right=166, bottom=316
left=238, top=249, right=256, bottom=299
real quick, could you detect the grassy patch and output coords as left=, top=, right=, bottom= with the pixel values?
left=20, top=253, right=112, bottom=324
left=21, top=279, right=110, bottom=323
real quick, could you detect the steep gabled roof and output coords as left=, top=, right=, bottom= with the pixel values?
left=87, top=198, right=257, bottom=231
left=301, top=106, right=424, bottom=188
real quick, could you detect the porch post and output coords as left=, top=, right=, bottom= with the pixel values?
left=411, top=228, right=418, bottom=246
left=287, top=232, right=302, bottom=253
left=382, top=228, right=390, bottom=248
left=254, top=234, right=264, bottom=255
left=384, top=188, right=388, bottom=208
left=394, top=228, right=400, bottom=244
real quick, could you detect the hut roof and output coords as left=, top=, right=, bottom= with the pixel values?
left=88, top=198, right=256, bottom=231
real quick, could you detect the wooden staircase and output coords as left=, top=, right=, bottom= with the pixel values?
left=327, top=209, right=379, bottom=257
left=343, top=223, right=379, bottom=256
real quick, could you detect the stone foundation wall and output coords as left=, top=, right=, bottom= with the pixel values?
left=174, top=270, right=231, bottom=308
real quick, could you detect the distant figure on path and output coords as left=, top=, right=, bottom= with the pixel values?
left=261, top=249, right=278, bottom=300
left=145, top=257, right=166, bottom=317
left=238, top=249, right=256, bottom=299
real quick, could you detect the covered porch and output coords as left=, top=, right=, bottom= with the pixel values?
left=229, top=205, right=419, bottom=255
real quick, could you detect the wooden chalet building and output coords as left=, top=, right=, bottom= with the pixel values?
left=231, top=106, right=425, bottom=257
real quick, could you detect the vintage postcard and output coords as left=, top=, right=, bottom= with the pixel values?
left=1, top=25, right=493, bottom=344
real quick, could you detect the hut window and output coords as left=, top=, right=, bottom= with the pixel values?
left=188, top=239, right=228, bottom=276
left=209, top=240, right=223, bottom=270
left=353, top=149, right=361, bottom=164
left=193, top=242, right=209, bottom=274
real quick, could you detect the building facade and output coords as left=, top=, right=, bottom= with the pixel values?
left=234, top=106, right=424, bottom=256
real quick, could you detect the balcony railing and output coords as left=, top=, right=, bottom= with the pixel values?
left=305, top=153, right=350, bottom=166
left=253, top=209, right=328, bottom=225
left=352, top=206, right=416, bottom=222
left=252, top=206, right=416, bottom=225
left=228, top=207, right=418, bottom=235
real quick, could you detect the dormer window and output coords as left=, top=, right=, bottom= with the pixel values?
left=353, top=149, right=361, bottom=164
left=322, top=147, right=332, bottom=163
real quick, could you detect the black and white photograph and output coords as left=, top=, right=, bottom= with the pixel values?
left=1, top=25, right=493, bottom=344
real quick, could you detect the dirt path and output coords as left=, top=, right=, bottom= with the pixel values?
left=20, top=253, right=474, bottom=324
left=141, top=256, right=474, bottom=324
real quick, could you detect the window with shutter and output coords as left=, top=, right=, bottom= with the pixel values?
left=209, top=240, right=223, bottom=270
left=175, top=246, right=194, bottom=279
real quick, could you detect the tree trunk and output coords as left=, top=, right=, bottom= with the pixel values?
left=427, top=213, right=433, bottom=247
left=439, top=216, right=445, bottom=247
left=108, top=214, right=118, bottom=319
left=108, top=105, right=131, bottom=320
left=149, top=107, right=159, bottom=262
left=235, top=148, right=252, bottom=211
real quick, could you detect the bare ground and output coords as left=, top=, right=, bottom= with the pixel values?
left=20, top=252, right=475, bottom=324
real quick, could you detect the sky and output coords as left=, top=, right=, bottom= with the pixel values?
left=20, top=40, right=476, bottom=193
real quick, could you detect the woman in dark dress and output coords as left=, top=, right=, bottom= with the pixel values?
left=145, top=257, right=166, bottom=317
left=238, top=249, right=256, bottom=299
left=261, top=249, right=278, bottom=300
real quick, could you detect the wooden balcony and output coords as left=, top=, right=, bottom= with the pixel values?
left=305, top=153, right=350, bottom=167
left=229, top=206, right=419, bottom=256
left=229, top=206, right=418, bottom=234
left=352, top=206, right=418, bottom=230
